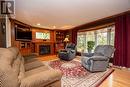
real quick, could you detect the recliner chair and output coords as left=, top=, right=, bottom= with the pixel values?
left=81, top=45, right=115, bottom=72
left=58, top=43, right=76, bottom=61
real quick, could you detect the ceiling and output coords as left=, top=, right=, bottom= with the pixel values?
left=15, top=0, right=130, bottom=30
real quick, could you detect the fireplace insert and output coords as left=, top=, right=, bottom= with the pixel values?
left=39, top=45, right=51, bottom=55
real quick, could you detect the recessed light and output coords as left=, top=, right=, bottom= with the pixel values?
left=61, top=25, right=73, bottom=29
left=37, top=23, right=40, bottom=26
left=53, top=26, right=56, bottom=29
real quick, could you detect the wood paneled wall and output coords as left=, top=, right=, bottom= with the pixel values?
left=31, top=28, right=55, bottom=55
left=32, top=28, right=55, bottom=43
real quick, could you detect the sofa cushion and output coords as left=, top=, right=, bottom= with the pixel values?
left=25, top=65, right=49, bottom=77
left=0, top=48, right=20, bottom=87
left=20, top=70, right=62, bottom=87
left=18, top=56, right=25, bottom=81
left=8, top=47, right=25, bottom=81
left=0, top=48, right=17, bottom=65
left=25, top=60, right=44, bottom=71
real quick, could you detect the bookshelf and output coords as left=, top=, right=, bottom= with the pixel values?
left=55, top=31, right=65, bottom=53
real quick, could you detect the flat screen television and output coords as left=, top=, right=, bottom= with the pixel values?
left=15, top=27, right=32, bottom=41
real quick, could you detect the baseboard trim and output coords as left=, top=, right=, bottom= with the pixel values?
left=112, top=65, right=130, bottom=70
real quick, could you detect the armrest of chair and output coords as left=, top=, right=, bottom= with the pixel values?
left=81, top=53, right=94, bottom=57
left=89, top=56, right=108, bottom=61
left=21, top=70, right=62, bottom=87
left=70, top=50, right=76, bottom=53
left=59, top=49, right=66, bottom=52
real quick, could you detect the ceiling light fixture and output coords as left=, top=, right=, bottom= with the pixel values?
left=37, top=23, right=41, bottom=26
left=53, top=26, right=56, bottom=29
left=61, top=25, right=73, bottom=29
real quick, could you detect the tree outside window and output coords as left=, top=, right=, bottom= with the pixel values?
left=77, top=33, right=86, bottom=52
left=97, top=28, right=107, bottom=45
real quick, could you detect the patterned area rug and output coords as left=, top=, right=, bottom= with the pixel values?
left=50, top=60, right=87, bottom=77
left=48, top=59, right=114, bottom=87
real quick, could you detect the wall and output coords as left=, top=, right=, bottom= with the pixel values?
left=32, top=28, right=55, bottom=43
left=31, top=28, right=55, bottom=55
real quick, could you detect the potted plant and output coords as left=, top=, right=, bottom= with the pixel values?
left=87, top=41, right=95, bottom=53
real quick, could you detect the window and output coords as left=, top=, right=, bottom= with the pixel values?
left=77, top=25, right=115, bottom=52
left=110, top=26, right=115, bottom=45
left=77, top=33, right=86, bottom=52
left=36, top=32, right=50, bottom=39
left=86, top=31, right=95, bottom=41
left=86, top=31, right=95, bottom=52
left=96, top=28, right=107, bottom=45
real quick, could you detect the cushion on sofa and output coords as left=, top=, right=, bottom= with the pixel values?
left=20, top=70, right=62, bottom=87
left=25, top=60, right=45, bottom=71
left=25, top=65, right=49, bottom=77
left=0, top=48, right=20, bottom=87
left=8, top=47, right=25, bottom=81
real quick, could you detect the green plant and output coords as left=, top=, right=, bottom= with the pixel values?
left=87, top=41, right=95, bottom=52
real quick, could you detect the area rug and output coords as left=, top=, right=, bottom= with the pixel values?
left=48, top=59, right=114, bottom=87
left=50, top=60, right=87, bottom=77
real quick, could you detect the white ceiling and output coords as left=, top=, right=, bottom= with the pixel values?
left=15, top=0, right=130, bottom=30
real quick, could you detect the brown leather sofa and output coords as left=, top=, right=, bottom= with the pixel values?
left=0, top=47, right=62, bottom=87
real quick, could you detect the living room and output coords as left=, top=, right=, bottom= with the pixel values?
left=0, top=0, right=130, bottom=87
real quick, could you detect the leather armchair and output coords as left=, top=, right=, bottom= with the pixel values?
left=81, top=45, right=115, bottom=72
left=58, top=43, right=76, bottom=61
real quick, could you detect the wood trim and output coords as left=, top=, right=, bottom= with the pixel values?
left=31, top=26, right=55, bottom=30
left=78, top=22, right=115, bottom=32
left=9, top=18, right=68, bottom=31
left=32, top=26, right=67, bottom=31
left=72, top=10, right=130, bottom=30
left=9, top=18, right=31, bottom=28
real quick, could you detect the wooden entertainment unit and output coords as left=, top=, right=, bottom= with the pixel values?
left=10, top=19, right=69, bottom=56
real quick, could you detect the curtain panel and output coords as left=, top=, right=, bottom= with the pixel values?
left=113, top=13, right=130, bottom=68
left=72, top=29, right=78, bottom=45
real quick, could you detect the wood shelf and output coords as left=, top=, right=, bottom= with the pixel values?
left=55, top=31, right=65, bottom=53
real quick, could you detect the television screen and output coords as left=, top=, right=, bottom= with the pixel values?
left=36, top=32, right=50, bottom=39
left=15, top=28, right=32, bottom=41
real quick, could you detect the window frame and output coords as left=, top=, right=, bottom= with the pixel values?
left=77, top=25, right=115, bottom=52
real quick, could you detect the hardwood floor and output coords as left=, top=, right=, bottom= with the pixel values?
left=37, top=55, right=130, bottom=87
left=99, top=68, right=130, bottom=87
left=37, top=55, right=58, bottom=61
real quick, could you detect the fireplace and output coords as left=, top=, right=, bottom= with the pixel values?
left=39, top=45, right=51, bottom=55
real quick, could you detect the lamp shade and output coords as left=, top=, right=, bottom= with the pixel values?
left=64, top=37, right=69, bottom=42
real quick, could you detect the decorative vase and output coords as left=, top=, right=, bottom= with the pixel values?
left=88, top=49, right=92, bottom=54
